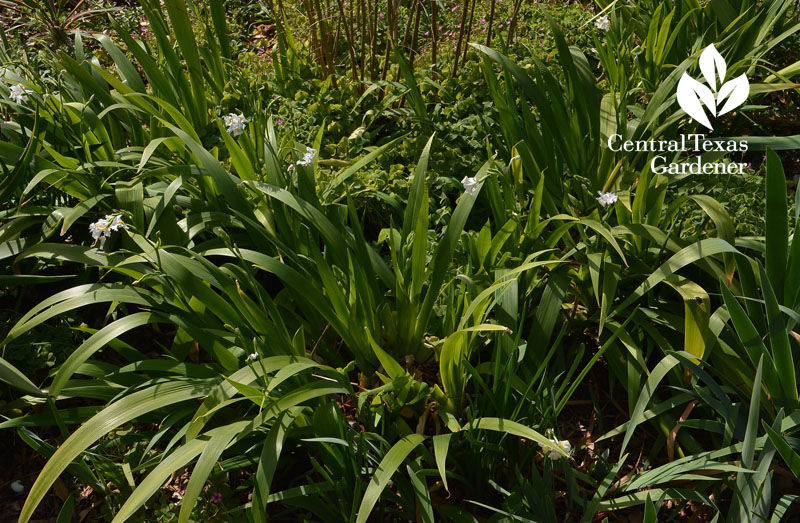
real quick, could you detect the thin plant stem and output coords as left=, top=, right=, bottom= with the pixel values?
left=409, top=0, right=422, bottom=68
left=358, top=0, right=366, bottom=82
left=302, top=0, right=325, bottom=75
left=431, top=0, right=438, bottom=76
left=506, top=0, right=522, bottom=47
left=380, top=0, right=394, bottom=80
left=485, top=0, right=496, bottom=45
left=369, top=0, right=378, bottom=80
left=462, top=0, right=477, bottom=66
left=453, top=0, right=472, bottom=76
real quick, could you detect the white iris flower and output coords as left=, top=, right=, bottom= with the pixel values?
left=546, top=438, right=572, bottom=460
left=461, top=176, right=479, bottom=195
left=596, top=191, right=618, bottom=207
left=223, top=113, right=248, bottom=136
left=296, top=147, right=317, bottom=166
left=9, top=84, right=32, bottom=105
left=89, top=215, right=129, bottom=247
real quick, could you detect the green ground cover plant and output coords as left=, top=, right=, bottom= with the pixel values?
left=1, top=0, right=800, bottom=520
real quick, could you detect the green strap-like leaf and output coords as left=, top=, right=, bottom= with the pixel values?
left=763, top=422, right=800, bottom=479
left=432, top=433, right=453, bottom=492
left=49, top=312, right=163, bottom=397
left=20, top=380, right=216, bottom=523
left=324, top=134, right=407, bottom=197
left=356, top=434, right=427, bottom=523
left=765, top=148, right=788, bottom=300
left=462, top=417, right=564, bottom=457
left=177, top=429, right=239, bottom=523
left=252, top=408, right=303, bottom=523
left=114, top=438, right=208, bottom=523
left=0, top=357, right=43, bottom=396
left=620, top=354, right=681, bottom=458
left=613, top=239, right=740, bottom=315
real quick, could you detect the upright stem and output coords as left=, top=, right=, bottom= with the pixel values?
left=303, top=0, right=325, bottom=75
left=485, top=0, right=496, bottom=46
left=348, top=0, right=361, bottom=88
left=331, top=1, right=345, bottom=86
left=380, top=0, right=394, bottom=80
left=272, top=0, right=288, bottom=76
left=369, top=0, right=378, bottom=80
left=453, top=0, right=471, bottom=77
left=462, top=0, right=477, bottom=66
left=358, top=0, right=366, bottom=82
left=431, top=0, right=438, bottom=76
left=401, top=0, right=414, bottom=53
left=409, top=0, right=422, bottom=68
left=312, top=0, right=333, bottom=82
left=506, top=0, right=522, bottom=47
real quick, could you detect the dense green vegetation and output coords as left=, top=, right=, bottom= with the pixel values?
left=1, top=0, right=800, bottom=520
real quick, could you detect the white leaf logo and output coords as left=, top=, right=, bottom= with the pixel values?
left=676, top=43, right=749, bottom=130
left=677, top=75, right=716, bottom=130
left=717, top=74, right=749, bottom=116
left=699, top=43, right=726, bottom=92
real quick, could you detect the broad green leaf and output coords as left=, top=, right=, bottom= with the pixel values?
left=613, top=239, right=740, bottom=315
left=0, top=357, right=43, bottom=397
left=432, top=433, right=452, bottom=492
left=253, top=409, right=303, bottom=523
left=763, top=423, right=800, bottom=478
left=178, top=426, right=240, bottom=523
left=620, top=354, right=681, bottom=458
left=664, top=276, right=710, bottom=362
left=720, top=283, right=781, bottom=399
left=20, top=380, right=216, bottom=523
left=50, top=312, right=163, bottom=397
left=161, top=0, right=207, bottom=127
left=758, top=262, right=797, bottom=409
left=439, top=331, right=469, bottom=412
left=114, top=437, right=209, bottom=522
left=770, top=495, right=800, bottom=522
left=765, top=148, right=788, bottom=300
left=416, top=159, right=492, bottom=340
left=356, top=434, right=426, bottom=523
left=688, top=195, right=736, bottom=283
left=324, top=134, right=407, bottom=196
left=462, top=417, right=564, bottom=457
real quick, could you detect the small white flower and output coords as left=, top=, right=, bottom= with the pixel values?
left=89, top=214, right=128, bottom=247
left=10, top=480, right=24, bottom=493
left=596, top=191, right=618, bottom=207
left=509, top=154, right=521, bottom=163
left=461, top=176, right=479, bottom=195
left=89, top=215, right=111, bottom=240
left=296, top=147, right=317, bottom=166
left=9, top=83, right=32, bottom=105
left=594, top=15, right=610, bottom=31
left=108, top=215, right=129, bottom=232
left=546, top=439, right=571, bottom=460
left=247, top=353, right=258, bottom=361
left=223, top=113, right=248, bottom=136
